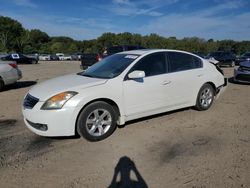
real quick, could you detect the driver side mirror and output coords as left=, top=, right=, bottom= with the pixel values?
left=128, top=71, right=145, bottom=79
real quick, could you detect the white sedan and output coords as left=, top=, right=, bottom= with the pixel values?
left=22, top=49, right=227, bottom=141
left=0, top=60, right=22, bottom=91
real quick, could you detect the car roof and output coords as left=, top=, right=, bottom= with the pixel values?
left=118, top=49, right=198, bottom=56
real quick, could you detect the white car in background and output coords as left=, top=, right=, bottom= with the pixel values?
left=56, top=53, right=72, bottom=60
left=39, top=54, right=51, bottom=61
left=22, top=49, right=227, bottom=141
left=0, top=60, right=22, bottom=91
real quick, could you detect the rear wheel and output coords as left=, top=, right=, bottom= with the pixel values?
left=195, top=84, right=215, bottom=111
left=77, top=101, right=117, bottom=141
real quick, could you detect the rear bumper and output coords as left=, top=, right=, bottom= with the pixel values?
left=216, top=78, right=227, bottom=99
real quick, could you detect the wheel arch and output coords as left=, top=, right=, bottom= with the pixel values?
left=205, top=81, right=217, bottom=95
left=74, top=98, right=121, bottom=135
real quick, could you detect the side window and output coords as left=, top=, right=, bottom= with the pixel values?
left=168, top=52, right=202, bottom=72
left=131, top=52, right=166, bottom=77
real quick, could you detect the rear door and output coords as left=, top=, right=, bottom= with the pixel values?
left=165, top=52, right=205, bottom=105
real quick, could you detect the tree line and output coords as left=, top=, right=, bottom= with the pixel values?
left=1, top=16, right=250, bottom=55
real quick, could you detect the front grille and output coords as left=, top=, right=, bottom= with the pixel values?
left=23, top=94, right=39, bottom=109
left=235, top=74, right=250, bottom=82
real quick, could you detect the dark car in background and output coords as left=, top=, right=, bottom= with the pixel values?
left=80, top=53, right=102, bottom=70
left=236, top=52, right=250, bottom=65
left=50, top=54, right=60, bottom=61
left=207, top=51, right=236, bottom=67
left=234, top=61, right=250, bottom=83
left=80, top=45, right=145, bottom=70
left=1, top=54, right=38, bottom=64
left=103, top=45, right=145, bottom=58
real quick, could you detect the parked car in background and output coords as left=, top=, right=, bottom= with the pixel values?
left=50, top=54, right=60, bottom=61
left=103, top=45, right=145, bottom=58
left=26, top=54, right=39, bottom=61
left=71, top=53, right=83, bottom=61
left=236, top=52, right=250, bottom=65
left=22, top=49, right=227, bottom=141
left=80, top=45, right=145, bottom=70
left=1, top=54, right=38, bottom=64
left=39, top=54, right=51, bottom=61
left=0, top=60, right=22, bottom=91
left=80, top=53, right=103, bottom=70
left=207, top=51, right=236, bottom=67
left=56, top=53, right=72, bottom=60
left=234, top=61, right=250, bottom=83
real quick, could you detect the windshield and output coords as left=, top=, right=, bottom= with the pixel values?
left=81, top=53, right=139, bottom=79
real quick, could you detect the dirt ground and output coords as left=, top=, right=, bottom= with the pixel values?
left=0, top=61, right=249, bottom=188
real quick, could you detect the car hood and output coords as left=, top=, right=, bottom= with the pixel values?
left=240, top=61, right=250, bottom=67
left=28, top=74, right=108, bottom=101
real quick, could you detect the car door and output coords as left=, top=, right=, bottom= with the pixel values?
left=123, top=52, right=168, bottom=117
left=165, top=52, right=204, bottom=106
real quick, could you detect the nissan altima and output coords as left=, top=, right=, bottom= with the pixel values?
left=22, top=49, right=227, bottom=141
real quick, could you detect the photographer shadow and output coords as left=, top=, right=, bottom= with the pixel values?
left=108, top=156, right=148, bottom=188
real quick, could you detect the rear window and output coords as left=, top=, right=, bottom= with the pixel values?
left=168, top=52, right=202, bottom=72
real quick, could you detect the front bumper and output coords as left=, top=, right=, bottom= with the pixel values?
left=22, top=101, right=81, bottom=137
left=234, top=69, right=250, bottom=83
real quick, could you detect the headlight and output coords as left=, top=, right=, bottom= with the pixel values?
left=41, top=91, right=78, bottom=110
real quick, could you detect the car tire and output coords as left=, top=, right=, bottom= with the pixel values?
left=77, top=101, right=117, bottom=141
left=0, top=79, right=4, bottom=91
left=195, top=83, right=215, bottom=111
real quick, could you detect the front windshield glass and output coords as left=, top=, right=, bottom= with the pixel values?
left=81, top=54, right=139, bottom=79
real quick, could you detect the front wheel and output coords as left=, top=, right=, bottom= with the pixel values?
left=77, top=101, right=117, bottom=141
left=195, top=84, right=215, bottom=111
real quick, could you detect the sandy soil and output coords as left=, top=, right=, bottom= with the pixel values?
left=0, top=61, right=249, bottom=188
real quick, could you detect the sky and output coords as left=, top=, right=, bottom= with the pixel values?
left=0, top=0, right=250, bottom=41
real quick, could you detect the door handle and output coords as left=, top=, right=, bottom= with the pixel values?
left=197, top=74, right=203, bottom=77
left=162, top=80, right=171, bottom=85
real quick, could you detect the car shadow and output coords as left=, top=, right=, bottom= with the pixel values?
left=119, top=107, right=191, bottom=128
left=108, top=156, right=148, bottom=188
left=3, top=81, right=37, bottom=91
left=228, top=77, right=250, bottom=85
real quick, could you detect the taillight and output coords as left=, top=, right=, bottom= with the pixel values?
left=96, top=54, right=102, bottom=61
left=8, top=63, right=17, bottom=69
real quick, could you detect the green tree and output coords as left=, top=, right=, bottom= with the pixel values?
left=0, top=16, right=25, bottom=52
